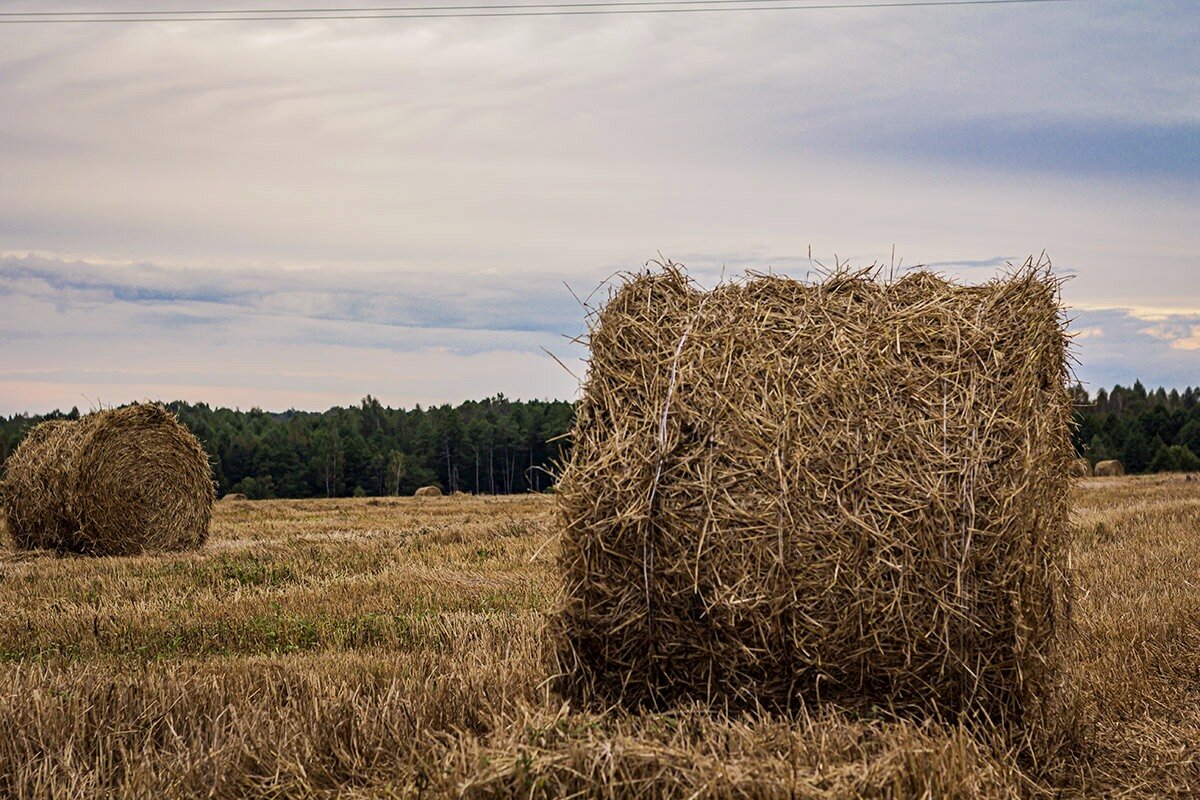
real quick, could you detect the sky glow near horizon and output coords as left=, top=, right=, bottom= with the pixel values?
left=0, top=0, right=1197, bottom=415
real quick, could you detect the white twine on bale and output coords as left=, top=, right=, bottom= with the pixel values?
left=644, top=290, right=713, bottom=623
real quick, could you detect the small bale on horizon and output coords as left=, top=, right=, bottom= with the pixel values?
left=1094, top=459, right=1125, bottom=477
left=221, top=493, right=248, bottom=503
left=415, top=486, right=443, bottom=497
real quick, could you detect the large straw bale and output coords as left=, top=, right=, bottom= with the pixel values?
left=1093, top=460, right=1124, bottom=477
left=2, top=404, right=214, bottom=555
left=555, top=259, right=1073, bottom=731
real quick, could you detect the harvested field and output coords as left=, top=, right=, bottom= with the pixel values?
left=0, top=479, right=1198, bottom=798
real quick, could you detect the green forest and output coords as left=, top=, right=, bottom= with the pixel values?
left=1, top=382, right=1197, bottom=498
left=0, top=395, right=574, bottom=499
left=1070, top=382, right=1200, bottom=473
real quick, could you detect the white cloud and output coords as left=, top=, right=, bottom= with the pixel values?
left=0, top=254, right=585, bottom=413
left=1071, top=307, right=1200, bottom=392
left=1077, top=303, right=1200, bottom=323
left=1172, top=326, right=1200, bottom=352
left=0, top=5, right=1195, bottom=283
left=0, top=3, right=1196, bottom=410
left=3, top=252, right=1199, bottom=416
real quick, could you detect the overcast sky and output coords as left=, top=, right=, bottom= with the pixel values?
left=1, top=0, right=1197, bottom=415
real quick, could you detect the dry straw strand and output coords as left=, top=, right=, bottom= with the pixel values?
left=554, top=256, right=1074, bottom=744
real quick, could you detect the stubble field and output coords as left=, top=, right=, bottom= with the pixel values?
left=1, top=477, right=1198, bottom=798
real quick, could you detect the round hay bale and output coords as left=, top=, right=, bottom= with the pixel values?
left=452, top=490, right=470, bottom=497
left=414, top=485, right=443, bottom=497
left=2, top=404, right=213, bottom=555
left=67, top=404, right=214, bottom=555
left=1, top=419, right=82, bottom=550
left=1094, top=459, right=1125, bottom=477
left=221, top=493, right=248, bottom=503
left=1069, top=458, right=1092, bottom=478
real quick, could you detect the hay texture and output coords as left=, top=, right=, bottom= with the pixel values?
left=556, top=259, right=1072, bottom=730
left=1, top=420, right=83, bottom=551
left=1093, top=460, right=1124, bottom=477
left=2, top=404, right=214, bottom=555
left=1070, top=459, right=1092, bottom=478
left=415, top=486, right=443, bottom=497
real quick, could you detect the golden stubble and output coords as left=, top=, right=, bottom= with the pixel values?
left=0, top=479, right=1197, bottom=798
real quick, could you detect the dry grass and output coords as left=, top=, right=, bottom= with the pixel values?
left=0, top=479, right=1198, bottom=798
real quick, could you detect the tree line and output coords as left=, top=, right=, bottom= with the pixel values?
left=1, top=382, right=1198, bottom=498
left=1071, top=382, right=1200, bottom=473
left=0, top=395, right=574, bottom=499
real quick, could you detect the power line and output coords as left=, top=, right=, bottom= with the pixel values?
left=0, top=0, right=881, bottom=14
left=0, top=0, right=1081, bottom=23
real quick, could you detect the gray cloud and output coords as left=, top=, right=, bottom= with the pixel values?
left=825, top=117, right=1200, bottom=182
left=0, top=254, right=589, bottom=341
left=2, top=252, right=1197, bottom=416
left=1072, top=307, right=1200, bottom=391
left=0, top=254, right=590, bottom=413
left=1, top=4, right=1195, bottom=276
left=0, top=2, right=1196, bottom=411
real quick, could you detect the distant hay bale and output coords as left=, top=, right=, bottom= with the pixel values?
left=69, top=404, right=214, bottom=555
left=415, top=486, right=443, bottom=497
left=1094, top=459, right=1125, bottom=477
left=1070, top=458, right=1092, bottom=478
left=1, top=404, right=214, bottom=555
left=555, top=259, right=1073, bottom=731
left=222, top=493, right=248, bottom=502
left=452, top=490, right=470, bottom=497
left=1, top=420, right=82, bottom=550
